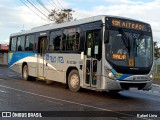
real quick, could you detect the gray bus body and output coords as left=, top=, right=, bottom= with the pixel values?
left=9, top=15, right=153, bottom=92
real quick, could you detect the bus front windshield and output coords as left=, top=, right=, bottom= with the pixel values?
left=106, top=29, right=153, bottom=72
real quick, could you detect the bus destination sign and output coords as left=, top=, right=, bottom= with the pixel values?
left=109, top=18, right=150, bottom=32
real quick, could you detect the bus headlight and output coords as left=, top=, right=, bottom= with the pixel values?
left=108, top=71, right=114, bottom=78
left=149, top=73, right=153, bottom=79
left=104, top=67, right=116, bottom=80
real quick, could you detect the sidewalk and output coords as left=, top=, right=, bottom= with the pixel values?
left=153, top=80, right=160, bottom=85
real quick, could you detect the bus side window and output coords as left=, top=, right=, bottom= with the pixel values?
left=63, top=28, right=80, bottom=52
left=49, top=31, right=61, bottom=52
left=54, top=35, right=61, bottom=50
left=62, top=32, right=67, bottom=51
left=73, top=32, right=80, bottom=51
left=10, top=37, right=17, bottom=51
left=17, top=36, right=25, bottom=51
left=49, top=32, right=55, bottom=52
left=25, top=34, right=35, bottom=51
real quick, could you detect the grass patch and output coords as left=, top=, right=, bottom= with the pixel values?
left=154, top=77, right=160, bottom=80
left=153, top=64, right=160, bottom=80
left=154, top=74, right=160, bottom=80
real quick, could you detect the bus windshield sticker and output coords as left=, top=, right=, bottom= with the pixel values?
left=112, top=54, right=126, bottom=60
left=128, top=58, right=134, bottom=66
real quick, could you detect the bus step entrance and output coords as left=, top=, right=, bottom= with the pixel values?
left=37, top=76, right=46, bottom=81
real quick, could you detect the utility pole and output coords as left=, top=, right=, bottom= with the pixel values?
left=62, top=9, right=73, bottom=22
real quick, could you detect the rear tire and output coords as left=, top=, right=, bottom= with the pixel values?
left=68, top=70, right=80, bottom=92
left=22, top=65, right=29, bottom=81
left=22, top=65, right=34, bottom=81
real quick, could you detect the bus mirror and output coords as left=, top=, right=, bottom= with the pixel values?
left=104, top=30, right=109, bottom=43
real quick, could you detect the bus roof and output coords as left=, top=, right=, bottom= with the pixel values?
left=10, top=15, right=150, bottom=37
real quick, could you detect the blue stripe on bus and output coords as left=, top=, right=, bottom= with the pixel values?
left=118, top=74, right=132, bottom=80
left=8, top=52, right=36, bottom=67
left=111, top=68, right=133, bottom=80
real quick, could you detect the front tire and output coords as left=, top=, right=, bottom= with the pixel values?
left=68, top=70, right=80, bottom=92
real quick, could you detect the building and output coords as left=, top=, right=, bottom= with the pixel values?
left=0, top=44, right=8, bottom=65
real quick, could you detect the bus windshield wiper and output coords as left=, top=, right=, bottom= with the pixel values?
left=119, top=29, right=130, bottom=56
left=137, top=32, right=144, bottom=47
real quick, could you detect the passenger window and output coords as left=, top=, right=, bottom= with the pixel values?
left=10, top=37, right=17, bottom=51
left=17, top=36, right=25, bottom=51
left=62, top=28, right=80, bottom=51
left=49, top=31, right=61, bottom=52
left=25, top=35, right=35, bottom=51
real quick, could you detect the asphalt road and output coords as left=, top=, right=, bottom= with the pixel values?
left=0, top=66, right=160, bottom=120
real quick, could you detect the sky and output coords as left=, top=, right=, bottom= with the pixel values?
left=0, top=0, right=160, bottom=46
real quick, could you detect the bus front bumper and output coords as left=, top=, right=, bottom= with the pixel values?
left=104, top=78, right=152, bottom=91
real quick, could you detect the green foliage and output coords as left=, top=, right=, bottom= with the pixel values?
left=154, top=64, right=160, bottom=80
left=154, top=42, right=160, bottom=60
left=48, top=10, right=73, bottom=24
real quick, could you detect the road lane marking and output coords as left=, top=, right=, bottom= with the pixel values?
left=0, top=89, right=6, bottom=93
left=45, top=100, right=63, bottom=105
left=0, top=84, right=149, bottom=119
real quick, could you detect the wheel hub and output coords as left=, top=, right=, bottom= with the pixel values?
left=70, top=74, right=79, bottom=88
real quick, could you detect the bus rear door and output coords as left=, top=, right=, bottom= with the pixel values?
left=38, top=36, right=47, bottom=78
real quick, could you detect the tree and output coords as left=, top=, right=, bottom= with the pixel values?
left=154, top=41, right=160, bottom=60
left=48, top=9, right=73, bottom=24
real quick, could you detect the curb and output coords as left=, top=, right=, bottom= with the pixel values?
left=0, top=64, right=8, bottom=67
left=153, top=84, right=160, bottom=87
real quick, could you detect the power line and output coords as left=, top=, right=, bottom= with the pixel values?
left=50, top=0, right=62, bottom=9
left=56, top=0, right=64, bottom=9
left=45, top=0, right=57, bottom=10
left=36, top=0, right=51, bottom=13
left=25, top=0, right=49, bottom=18
left=30, top=0, right=49, bottom=15
left=19, top=0, right=50, bottom=23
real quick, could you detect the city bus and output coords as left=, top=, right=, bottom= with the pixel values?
left=8, top=15, right=153, bottom=92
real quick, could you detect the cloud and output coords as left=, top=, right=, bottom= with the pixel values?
left=105, top=0, right=144, bottom=5
left=74, top=0, right=160, bottom=45
left=0, top=0, right=160, bottom=47
left=0, top=5, right=49, bottom=44
left=0, top=39, right=9, bottom=45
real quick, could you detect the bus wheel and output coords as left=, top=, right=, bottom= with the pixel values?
left=68, top=70, right=80, bottom=92
left=22, top=65, right=29, bottom=81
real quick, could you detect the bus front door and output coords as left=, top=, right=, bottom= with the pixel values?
left=38, top=36, right=47, bottom=78
left=85, top=30, right=100, bottom=87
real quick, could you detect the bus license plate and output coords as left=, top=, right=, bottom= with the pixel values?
left=129, top=87, right=138, bottom=91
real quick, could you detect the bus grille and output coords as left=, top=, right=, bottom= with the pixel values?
left=120, top=83, right=147, bottom=90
